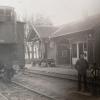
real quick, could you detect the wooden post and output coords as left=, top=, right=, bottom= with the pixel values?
left=32, top=41, right=34, bottom=61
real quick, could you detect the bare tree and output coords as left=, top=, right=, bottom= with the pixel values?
left=23, top=17, right=31, bottom=62
left=23, top=14, right=53, bottom=63
left=34, top=14, right=53, bottom=26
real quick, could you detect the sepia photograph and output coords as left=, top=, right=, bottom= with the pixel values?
left=0, top=0, right=99, bottom=100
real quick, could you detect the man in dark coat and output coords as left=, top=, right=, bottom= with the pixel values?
left=75, top=53, right=89, bottom=91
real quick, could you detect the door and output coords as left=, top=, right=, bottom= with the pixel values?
left=57, top=44, right=70, bottom=65
left=79, top=42, right=88, bottom=60
left=72, top=43, right=78, bottom=65
left=72, top=42, right=88, bottom=65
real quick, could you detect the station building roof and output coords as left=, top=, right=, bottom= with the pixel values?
left=50, top=14, right=100, bottom=38
left=28, top=25, right=58, bottom=42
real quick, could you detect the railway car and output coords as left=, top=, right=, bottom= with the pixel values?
left=0, top=6, right=25, bottom=81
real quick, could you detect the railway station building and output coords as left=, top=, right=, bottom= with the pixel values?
left=27, top=14, right=100, bottom=67
left=49, top=14, right=100, bottom=66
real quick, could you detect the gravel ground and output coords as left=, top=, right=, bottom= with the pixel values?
left=0, top=80, right=53, bottom=100
left=13, top=72, right=77, bottom=100
left=13, top=72, right=100, bottom=100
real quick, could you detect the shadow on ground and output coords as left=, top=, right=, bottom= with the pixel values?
left=66, top=92, right=99, bottom=100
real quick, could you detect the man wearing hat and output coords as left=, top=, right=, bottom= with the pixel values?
left=75, top=53, right=89, bottom=91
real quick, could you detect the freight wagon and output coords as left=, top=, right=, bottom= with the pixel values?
left=0, top=6, right=25, bottom=81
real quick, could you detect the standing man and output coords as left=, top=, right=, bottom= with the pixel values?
left=75, top=53, right=89, bottom=91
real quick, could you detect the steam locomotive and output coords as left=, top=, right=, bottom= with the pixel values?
left=0, top=6, right=25, bottom=81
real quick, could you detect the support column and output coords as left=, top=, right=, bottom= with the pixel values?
left=68, top=39, right=72, bottom=65
left=32, top=41, right=34, bottom=60
left=77, top=43, right=79, bottom=59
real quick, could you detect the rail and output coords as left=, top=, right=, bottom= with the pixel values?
left=0, top=93, right=8, bottom=100
left=12, top=80, right=57, bottom=100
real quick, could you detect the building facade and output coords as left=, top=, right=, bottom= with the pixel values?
left=27, top=14, right=100, bottom=67
left=27, top=25, right=57, bottom=65
left=49, top=15, right=100, bottom=66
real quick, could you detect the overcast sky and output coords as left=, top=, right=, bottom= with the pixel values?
left=0, top=0, right=100, bottom=25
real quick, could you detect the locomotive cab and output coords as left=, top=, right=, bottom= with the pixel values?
left=0, top=6, right=25, bottom=81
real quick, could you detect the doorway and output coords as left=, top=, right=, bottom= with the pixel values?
left=57, top=39, right=70, bottom=65
left=72, top=42, right=87, bottom=65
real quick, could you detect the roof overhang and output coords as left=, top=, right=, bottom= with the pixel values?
left=51, top=28, right=94, bottom=39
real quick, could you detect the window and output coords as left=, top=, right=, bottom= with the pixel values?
left=62, top=50, right=67, bottom=57
left=5, top=9, right=12, bottom=21
left=0, top=9, right=4, bottom=15
left=72, top=44, right=77, bottom=58
left=50, top=41, right=54, bottom=48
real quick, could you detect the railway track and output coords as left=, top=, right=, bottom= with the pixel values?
left=13, top=70, right=77, bottom=100
left=12, top=80, right=57, bottom=100
left=23, top=69, right=77, bottom=81
left=0, top=69, right=73, bottom=100
left=0, top=79, right=57, bottom=100
left=0, top=93, right=8, bottom=100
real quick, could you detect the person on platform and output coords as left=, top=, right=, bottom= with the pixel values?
left=75, top=53, right=89, bottom=91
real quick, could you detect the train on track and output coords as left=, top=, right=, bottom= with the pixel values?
left=0, top=6, right=25, bottom=81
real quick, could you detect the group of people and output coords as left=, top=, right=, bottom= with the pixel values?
left=75, top=53, right=89, bottom=92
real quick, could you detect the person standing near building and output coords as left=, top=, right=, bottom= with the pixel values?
left=75, top=53, right=89, bottom=91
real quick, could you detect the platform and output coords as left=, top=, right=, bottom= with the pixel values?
left=25, top=64, right=78, bottom=80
